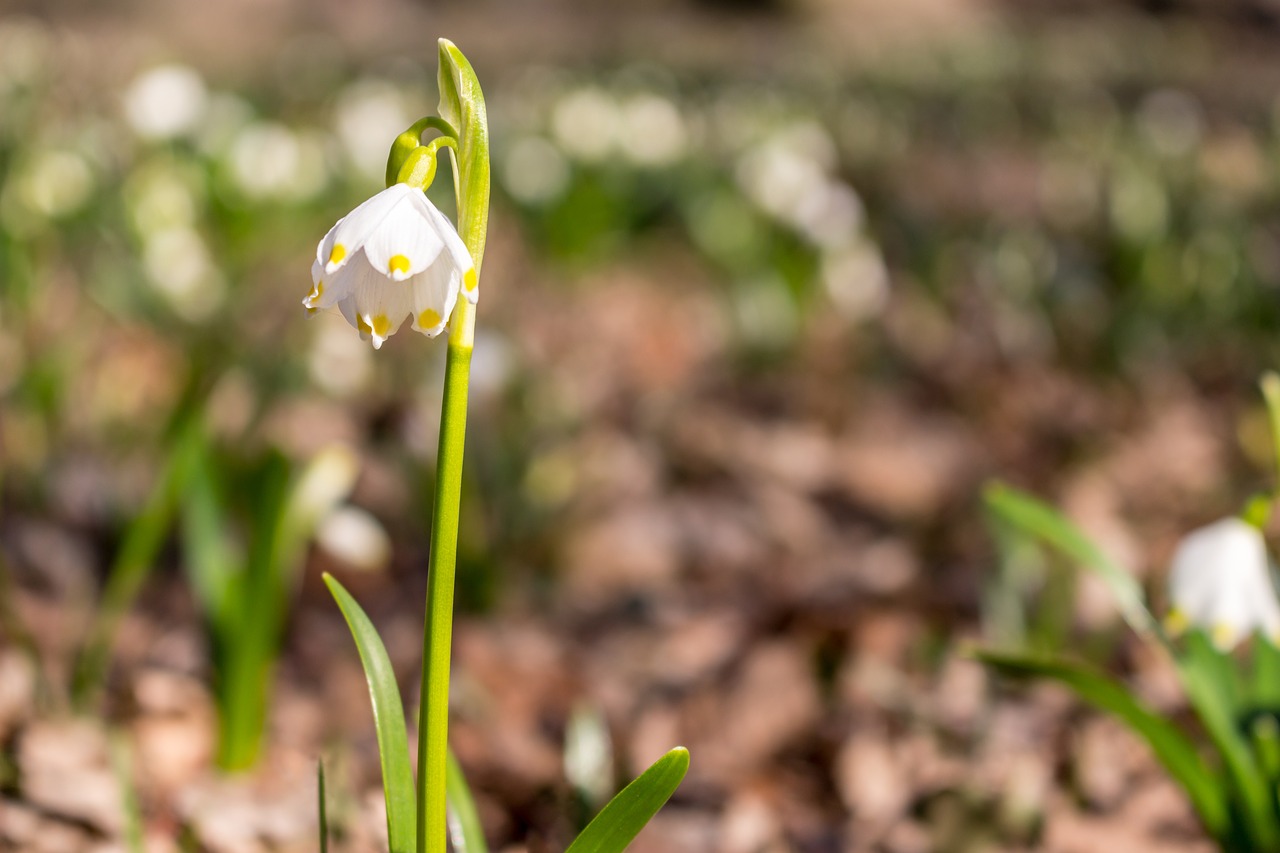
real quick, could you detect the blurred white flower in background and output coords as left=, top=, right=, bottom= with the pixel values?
left=123, top=64, right=208, bottom=141
left=228, top=122, right=329, bottom=201
left=1137, top=89, right=1204, bottom=159
left=468, top=329, right=515, bottom=402
left=502, top=135, right=570, bottom=205
left=821, top=240, right=889, bottom=322
left=196, top=92, right=255, bottom=158
left=142, top=227, right=226, bottom=322
left=736, top=123, right=850, bottom=239
left=552, top=87, right=619, bottom=162
left=617, top=94, right=687, bottom=166
left=0, top=148, right=95, bottom=232
left=316, top=506, right=391, bottom=573
left=125, top=162, right=200, bottom=235
left=1166, top=517, right=1280, bottom=650
left=289, top=444, right=360, bottom=529
left=308, top=316, right=374, bottom=398
left=335, top=79, right=414, bottom=181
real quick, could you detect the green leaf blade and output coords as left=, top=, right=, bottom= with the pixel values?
left=446, top=750, right=489, bottom=853
left=565, top=747, right=690, bottom=853
left=977, top=650, right=1229, bottom=840
left=324, top=573, right=417, bottom=853
left=983, top=482, right=1158, bottom=641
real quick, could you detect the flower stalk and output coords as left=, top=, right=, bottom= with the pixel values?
left=412, top=39, right=489, bottom=853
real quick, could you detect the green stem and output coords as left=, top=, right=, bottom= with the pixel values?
left=417, top=332, right=473, bottom=853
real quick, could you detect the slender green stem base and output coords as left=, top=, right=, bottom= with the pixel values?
left=418, top=338, right=472, bottom=853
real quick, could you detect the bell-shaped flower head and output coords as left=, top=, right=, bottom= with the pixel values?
left=304, top=182, right=477, bottom=348
left=1166, top=517, right=1280, bottom=650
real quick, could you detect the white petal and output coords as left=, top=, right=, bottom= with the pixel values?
left=321, top=184, right=415, bottom=273
left=1167, top=518, right=1278, bottom=648
left=347, top=267, right=417, bottom=350
left=411, top=192, right=478, bottom=303
left=361, top=189, right=445, bottom=281
left=336, top=295, right=363, bottom=338
left=306, top=254, right=366, bottom=310
left=409, top=260, right=459, bottom=337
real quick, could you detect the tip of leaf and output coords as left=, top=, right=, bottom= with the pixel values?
left=981, top=480, right=1008, bottom=503
left=321, top=572, right=344, bottom=599
left=659, top=746, right=690, bottom=778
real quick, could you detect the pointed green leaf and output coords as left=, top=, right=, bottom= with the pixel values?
left=976, top=650, right=1228, bottom=839
left=446, top=750, right=489, bottom=853
left=983, top=482, right=1158, bottom=640
left=565, top=747, right=690, bottom=853
left=324, top=573, right=416, bottom=853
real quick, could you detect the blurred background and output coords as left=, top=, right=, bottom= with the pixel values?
left=4, top=0, right=1280, bottom=850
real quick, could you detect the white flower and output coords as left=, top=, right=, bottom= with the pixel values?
left=304, top=183, right=477, bottom=348
left=1166, top=517, right=1280, bottom=650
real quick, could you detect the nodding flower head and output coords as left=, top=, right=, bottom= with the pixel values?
left=304, top=183, right=477, bottom=349
left=1166, top=517, right=1280, bottom=650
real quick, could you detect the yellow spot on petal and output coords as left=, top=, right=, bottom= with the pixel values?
left=329, top=244, right=347, bottom=265
left=357, top=314, right=373, bottom=335
left=306, top=306, right=318, bottom=316
left=307, top=280, right=324, bottom=302
left=1163, top=609, right=1188, bottom=637
left=418, top=308, right=442, bottom=328
left=371, top=314, right=392, bottom=338
left=463, top=267, right=478, bottom=293
left=389, top=254, right=411, bottom=275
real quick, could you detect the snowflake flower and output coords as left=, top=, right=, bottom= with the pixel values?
left=1166, top=517, right=1280, bottom=650
left=305, top=183, right=477, bottom=348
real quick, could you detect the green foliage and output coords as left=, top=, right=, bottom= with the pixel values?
left=564, top=747, right=690, bottom=853
left=446, top=750, right=490, bottom=853
left=181, top=442, right=354, bottom=770
left=983, top=482, right=1157, bottom=641
left=976, top=650, right=1228, bottom=837
left=324, top=573, right=417, bottom=853
left=979, top=481, right=1280, bottom=851
left=73, top=409, right=205, bottom=707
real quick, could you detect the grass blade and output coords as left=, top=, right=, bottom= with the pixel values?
left=324, top=572, right=416, bottom=853
left=446, top=750, right=489, bottom=853
left=73, top=414, right=203, bottom=707
left=976, top=649, right=1229, bottom=839
left=318, top=759, right=329, bottom=853
left=564, top=747, right=690, bottom=853
left=983, top=482, right=1159, bottom=641
left=109, top=731, right=145, bottom=853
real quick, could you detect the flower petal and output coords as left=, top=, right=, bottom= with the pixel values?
left=410, top=260, right=460, bottom=337
left=412, top=192, right=479, bottom=303
left=361, top=189, right=446, bottom=282
left=321, top=184, right=416, bottom=274
left=345, top=267, right=418, bottom=350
